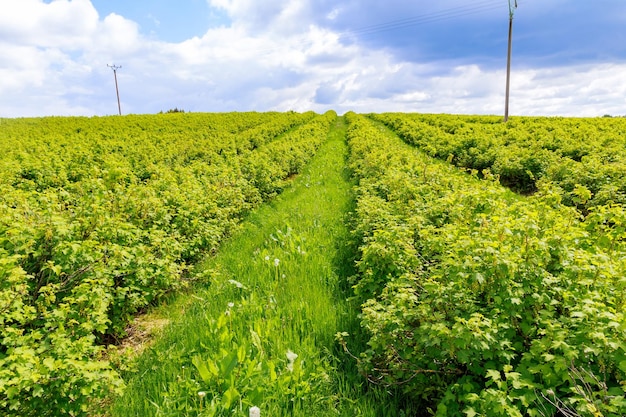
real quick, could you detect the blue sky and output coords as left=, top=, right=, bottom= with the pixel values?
left=90, top=0, right=229, bottom=42
left=1, top=0, right=625, bottom=117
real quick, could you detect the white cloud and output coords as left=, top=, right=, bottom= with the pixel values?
left=327, top=7, right=341, bottom=21
left=0, top=0, right=146, bottom=116
left=0, top=0, right=625, bottom=117
left=512, top=63, right=626, bottom=116
left=93, top=13, right=142, bottom=56
left=0, top=0, right=99, bottom=49
left=147, top=13, right=161, bottom=27
left=207, top=0, right=318, bottom=36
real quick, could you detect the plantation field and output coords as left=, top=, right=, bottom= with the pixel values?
left=1, top=112, right=625, bottom=416
left=373, top=113, right=626, bottom=209
left=0, top=111, right=336, bottom=415
left=347, top=113, right=626, bottom=416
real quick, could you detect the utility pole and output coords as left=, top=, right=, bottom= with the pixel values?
left=504, top=0, right=517, bottom=122
left=107, top=64, right=122, bottom=115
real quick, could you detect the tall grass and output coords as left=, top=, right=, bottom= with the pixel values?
left=107, top=117, right=415, bottom=416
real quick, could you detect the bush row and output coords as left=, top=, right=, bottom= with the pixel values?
left=345, top=112, right=626, bottom=416
left=372, top=113, right=626, bottom=210
left=0, top=111, right=336, bottom=416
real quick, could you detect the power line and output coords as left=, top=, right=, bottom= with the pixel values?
left=338, top=0, right=506, bottom=40
left=249, top=0, right=511, bottom=57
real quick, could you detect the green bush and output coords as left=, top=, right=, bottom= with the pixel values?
left=345, top=113, right=626, bottom=416
left=373, top=113, right=626, bottom=211
left=0, top=111, right=332, bottom=416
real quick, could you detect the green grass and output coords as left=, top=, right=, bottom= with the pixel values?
left=107, top=117, right=415, bottom=417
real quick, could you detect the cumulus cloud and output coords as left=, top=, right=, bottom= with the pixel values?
left=0, top=0, right=145, bottom=116
left=207, top=0, right=315, bottom=35
left=512, top=64, right=626, bottom=116
left=0, top=0, right=99, bottom=49
left=0, top=0, right=624, bottom=117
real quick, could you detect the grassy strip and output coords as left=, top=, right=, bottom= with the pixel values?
left=107, top=117, right=402, bottom=416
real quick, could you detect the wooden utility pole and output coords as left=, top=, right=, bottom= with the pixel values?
left=504, top=0, right=517, bottom=122
left=107, top=64, right=122, bottom=115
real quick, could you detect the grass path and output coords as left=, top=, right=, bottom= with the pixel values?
left=108, top=117, right=402, bottom=416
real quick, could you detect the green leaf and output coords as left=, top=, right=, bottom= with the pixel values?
left=464, top=407, right=478, bottom=417
left=486, top=369, right=501, bottom=382
left=219, top=351, right=239, bottom=379
left=237, top=343, right=247, bottom=363
left=221, top=385, right=240, bottom=409
left=207, top=360, right=219, bottom=378
left=192, top=356, right=212, bottom=384
left=43, top=357, right=56, bottom=371
left=250, top=329, right=264, bottom=358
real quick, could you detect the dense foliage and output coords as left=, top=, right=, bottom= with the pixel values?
left=3, top=110, right=626, bottom=417
left=344, top=113, right=626, bottom=416
left=0, top=111, right=336, bottom=416
left=372, top=113, right=626, bottom=210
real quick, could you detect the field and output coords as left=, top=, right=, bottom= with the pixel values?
left=1, top=112, right=625, bottom=416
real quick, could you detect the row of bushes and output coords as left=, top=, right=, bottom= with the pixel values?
left=0, top=111, right=336, bottom=416
left=372, top=113, right=626, bottom=210
left=345, top=112, right=626, bottom=416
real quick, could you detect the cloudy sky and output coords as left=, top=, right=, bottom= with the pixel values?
left=1, top=0, right=625, bottom=117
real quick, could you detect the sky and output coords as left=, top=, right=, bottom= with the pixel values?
left=0, top=0, right=625, bottom=117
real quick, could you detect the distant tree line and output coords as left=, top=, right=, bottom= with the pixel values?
left=159, top=107, right=185, bottom=114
